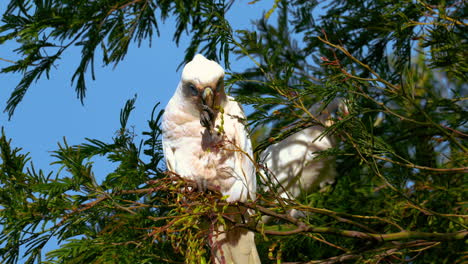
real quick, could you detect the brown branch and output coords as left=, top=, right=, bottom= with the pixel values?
left=260, top=225, right=467, bottom=242
left=284, top=241, right=439, bottom=264
left=237, top=202, right=467, bottom=242
left=304, top=233, right=350, bottom=252
left=373, top=155, right=468, bottom=174
left=173, top=152, right=467, bottom=236
left=0, top=57, right=16, bottom=64
left=351, top=89, right=429, bottom=125
left=442, top=124, right=468, bottom=138
left=301, top=206, right=404, bottom=231
left=56, top=175, right=467, bottom=246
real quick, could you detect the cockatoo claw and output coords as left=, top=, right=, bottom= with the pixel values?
left=200, top=104, right=215, bottom=133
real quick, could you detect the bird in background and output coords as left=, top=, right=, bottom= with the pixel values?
left=162, top=54, right=261, bottom=264
left=259, top=99, right=348, bottom=220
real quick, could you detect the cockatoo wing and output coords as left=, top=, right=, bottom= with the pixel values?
left=221, top=97, right=256, bottom=202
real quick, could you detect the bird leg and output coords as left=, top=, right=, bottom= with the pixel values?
left=195, top=177, right=209, bottom=192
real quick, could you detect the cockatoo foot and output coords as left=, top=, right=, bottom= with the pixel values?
left=195, top=178, right=209, bottom=192
left=200, top=104, right=215, bottom=133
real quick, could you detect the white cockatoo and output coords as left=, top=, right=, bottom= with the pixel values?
left=162, top=54, right=261, bottom=264
left=260, top=99, right=348, bottom=219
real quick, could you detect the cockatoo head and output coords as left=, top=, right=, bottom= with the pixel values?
left=180, top=54, right=226, bottom=132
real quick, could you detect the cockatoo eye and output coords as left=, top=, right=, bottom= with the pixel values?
left=189, top=84, right=198, bottom=96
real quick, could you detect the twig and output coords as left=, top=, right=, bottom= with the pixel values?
left=373, top=155, right=468, bottom=174
left=283, top=240, right=439, bottom=264
left=442, top=125, right=468, bottom=138
left=416, top=0, right=468, bottom=26
left=0, top=57, right=16, bottom=64
left=237, top=202, right=468, bottom=242
left=317, top=36, right=399, bottom=92
left=304, top=233, right=349, bottom=252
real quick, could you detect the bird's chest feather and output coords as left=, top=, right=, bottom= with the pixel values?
left=163, top=113, right=236, bottom=181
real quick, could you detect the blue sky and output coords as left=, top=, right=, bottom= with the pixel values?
left=0, top=1, right=275, bottom=261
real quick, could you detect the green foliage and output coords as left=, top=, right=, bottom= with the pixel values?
left=1, top=98, right=188, bottom=263
left=232, top=0, right=467, bottom=262
left=1, top=0, right=467, bottom=263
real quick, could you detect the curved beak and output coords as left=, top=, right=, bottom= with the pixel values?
left=201, top=87, right=214, bottom=109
